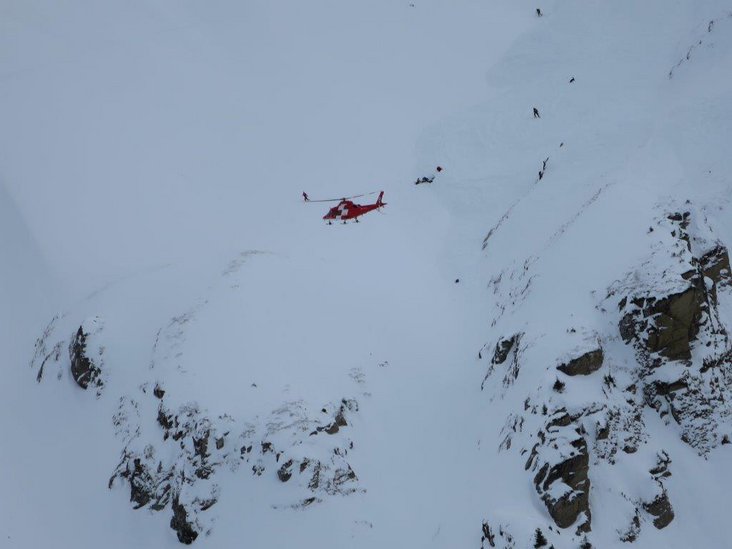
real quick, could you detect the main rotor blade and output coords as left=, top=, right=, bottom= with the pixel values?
left=303, top=191, right=379, bottom=203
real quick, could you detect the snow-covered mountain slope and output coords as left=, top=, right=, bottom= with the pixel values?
left=423, top=2, right=732, bottom=547
left=2, top=1, right=732, bottom=548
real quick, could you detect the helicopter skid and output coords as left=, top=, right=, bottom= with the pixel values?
left=325, top=219, right=357, bottom=225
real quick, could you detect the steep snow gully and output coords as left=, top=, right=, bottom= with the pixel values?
left=3, top=1, right=732, bottom=548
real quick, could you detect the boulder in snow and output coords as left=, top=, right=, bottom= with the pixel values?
left=643, top=489, right=674, bottom=529
left=69, top=320, right=104, bottom=392
left=556, top=348, right=604, bottom=376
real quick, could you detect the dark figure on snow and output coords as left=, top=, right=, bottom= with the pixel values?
left=533, top=107, right=541, bottom=118
left=302, top=192, right=309, bottom=201
left=415, top=166, right=442, bottom=185
left=569, top=77, right=575, bottom=83
left=536, top=8, right=542, bottom=17
left=538, top=170, right=544, bottom=181
left=542, top=157, right=549, bottom=171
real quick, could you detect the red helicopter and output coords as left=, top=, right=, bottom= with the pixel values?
left=303, top=191, right=386, bottom=224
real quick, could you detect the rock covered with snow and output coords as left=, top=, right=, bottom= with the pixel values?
left=108, top=386, right=360, bottom=543
left=69, top=319, right=105, bottom=393
left=526, top=408, right=591, bottom=533
left=611, top=210, right=732, bottom=454
left=32, top=316, right=105, bottom=395
left=29, top=252, right=368, bottom=544
left=482, top=206, right=732, bottom=545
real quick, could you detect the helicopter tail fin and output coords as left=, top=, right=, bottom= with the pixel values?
left=377, top=191, right=385, bottom=207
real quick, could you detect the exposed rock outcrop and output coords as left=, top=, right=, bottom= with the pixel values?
left=109, top=388, right=361, bottom=542
left=482, top=333, right=523, bottom=391
left=487, top=208, right=732, bottom=545
left=557, top=348, right=604, bottom=376
left=110, top=396, right=224, bottom=542
left=171, top=496, right=199, bottom=544
left=526, top=410, right=591, bottom=533
left=643, top=490, right=674, bottom=529
left=479, top=520, right=516, bottom=549
left=617, top=212, right=730, bottom=365
left=32, top=316, right=106, bottom=392
left=69, top=319, right=104, bottom=393
left=311, top=399, right=357, bottom=435
left=619, top=285, right=705, bottom=361
left=700, top=244, right=731, bottom=288
left=493, top=335, right=519, bottom=365
left=613, top=212, right=732, bottom=454
left=28, top=253, right=367, bottom=544
left=642, top=451, right=674, bottom=529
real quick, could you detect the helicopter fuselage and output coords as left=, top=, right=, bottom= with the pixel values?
left=323, top=192, right=385, bottom=223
